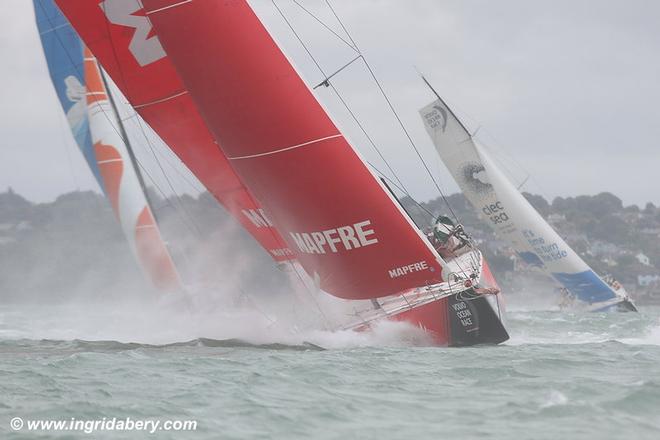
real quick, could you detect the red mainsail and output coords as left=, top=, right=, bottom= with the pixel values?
left=140, top=0, right=445, bottom=299
left=55, top=0, right=293, bottom=262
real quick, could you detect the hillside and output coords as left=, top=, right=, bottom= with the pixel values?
left=1, top=188, right=658, bottom=304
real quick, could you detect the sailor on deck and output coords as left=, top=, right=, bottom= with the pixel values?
left=427, top=215, right=470, bottom=259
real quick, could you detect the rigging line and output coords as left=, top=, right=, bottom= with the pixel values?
left=119, top=108, right=210, bottom=204
left=324, top=0, right=359, bottom=49
left=38, top=1, right=170, bottom=211
left=420, top=73, right=472, bottom=137
left=366, top=161, right=435, bottom=221
left=289, top=0, right=358, bottom=52
left=271, top=0, right=408, bottom=193
left=137, top=4, right=323, bottom=306
left=313, top=54, right=362, bottom=89
left=132, top=112, right=204, bottom=237
left=517, top=174, right=531, bottom=191
left=274, top=0, right=473, bottom=278
left=363, top=58, right=460, bottom=221
left=105, top=74, right=201, bottom=236
left=141, top=132, right=206, bottom=194
left=100, top=69, right=153, bottom=210
left=98, top=7, right=204, bottom=239
left=100, top=72, right=192, bottom=288
left=276, top=1, right=474, bottom=280
left=323, top=1, right=461, bottom=225
left=422, top=74, right=534, bottom=196
left=235, top=2, right=332, bottom=324
left=55, top=111, right=81, bottom=192
left=426, top=83, right=538, bottom=194
left=329, top=83, right=409, bottom=193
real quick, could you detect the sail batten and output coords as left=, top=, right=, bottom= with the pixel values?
left=227, top=134, right=343, bottom=161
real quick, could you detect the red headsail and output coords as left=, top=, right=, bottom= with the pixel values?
left=139, top=0, right=445, bottom=299
left=55, top=0, right=293, bottom=262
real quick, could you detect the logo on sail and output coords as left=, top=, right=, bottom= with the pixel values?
left=100, top=0, right=166, bottom=67
left=432, top=105, right=448, bottom=132
left=242, top=208, right=273, bottom=228
left=290, top=220, right=378, bottom=255
left=423, top=105, right=448, bottom=133
left=461, top=162, right=493, bottom=195
left=388, top=261, right=429, bottom=279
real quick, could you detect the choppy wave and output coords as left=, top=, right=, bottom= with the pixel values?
left=2, top=304, right=660, bottom=439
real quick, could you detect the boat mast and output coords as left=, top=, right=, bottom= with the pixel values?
left=99, top=67, right=187, bottom=288
left=99, top=68, right=157, bottom=214
left=419, top=73, right=472, bottom=137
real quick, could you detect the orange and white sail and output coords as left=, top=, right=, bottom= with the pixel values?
left=84, top=47, right=181, bottom=291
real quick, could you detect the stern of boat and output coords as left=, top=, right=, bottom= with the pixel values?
left=347, top=249, right=509, bottom=346
left=390, top=289, right=509, bottom=346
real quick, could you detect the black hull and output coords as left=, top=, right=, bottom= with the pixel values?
left=447, top=292, right=509, bottom=347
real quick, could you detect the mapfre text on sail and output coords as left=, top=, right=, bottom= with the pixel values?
left=289, top=220, right=379, bottom=254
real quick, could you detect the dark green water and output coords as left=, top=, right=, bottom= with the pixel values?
left=1, top=305, right=659, bottom=439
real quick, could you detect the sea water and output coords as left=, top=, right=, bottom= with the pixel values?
left=1, top=302, right=659, bottom=439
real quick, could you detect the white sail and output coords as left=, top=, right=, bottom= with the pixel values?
left=420, top=96, right=630, bottom=310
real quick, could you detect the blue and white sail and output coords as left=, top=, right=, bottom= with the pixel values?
left=419, top=84, right=636, bottom=312
left=34, top=0, right=101, bottom=187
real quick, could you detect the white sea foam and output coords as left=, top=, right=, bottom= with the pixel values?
left=540, top=390, right=569, bottom=408
left=0, top=291, right=434, bottom=349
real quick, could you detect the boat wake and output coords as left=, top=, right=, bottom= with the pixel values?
left=2, top=294, right=657, bottom=350
left=0, top=295, right=435, bottom=350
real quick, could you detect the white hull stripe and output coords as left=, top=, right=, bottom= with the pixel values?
left=145, top=0, right=193, bottom=15
left=228, top=134, right=342, bottom=160
left=134, top=90, right=188, bottom=109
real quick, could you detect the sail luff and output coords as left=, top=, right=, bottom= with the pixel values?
left=141, top=0, right=446, bottom=300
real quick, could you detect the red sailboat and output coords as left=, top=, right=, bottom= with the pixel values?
left=57, top=0, right=508, bottom=346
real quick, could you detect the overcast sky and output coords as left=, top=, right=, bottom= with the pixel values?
left=2, top=0, right=659, bottom=207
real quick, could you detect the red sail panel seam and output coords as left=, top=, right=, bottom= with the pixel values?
left=133, top=90, right=188, bottom=108
left=144, top=0, right=192, bottom=15
left=228, top=134, right=342, bottom=160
